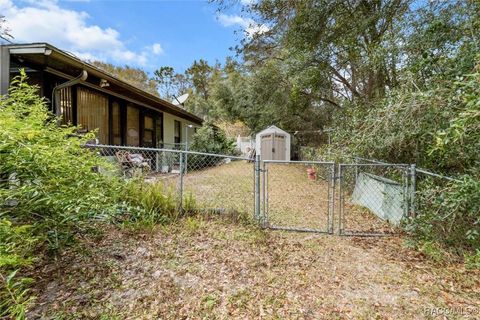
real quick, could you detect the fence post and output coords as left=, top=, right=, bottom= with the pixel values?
left=354, top=157, right=359, bottom=181
left=179, top=152, right=184, bottom=213
left=330, top=163, right=335, bottom=234
left=338, top=164, right=343, bottom=235
left=254, top=154, right=261, bottom=224
left=410, top=164, right=416, bottom=218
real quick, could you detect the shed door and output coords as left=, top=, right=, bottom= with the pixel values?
left=273, top=134, right=286, bottom=160
left=261, top=134, right=273, bottom=160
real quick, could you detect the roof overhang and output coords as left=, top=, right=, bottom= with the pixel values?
left=4, top=43, right=203, bottom=125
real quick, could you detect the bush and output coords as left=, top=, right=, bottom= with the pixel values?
left=406, top=177, right=480, bottom=255
left=0, top=72, right=124, bottom=250
left=120, top=180, right=178, bottom=226
left=325, top=58, right=480, bottom=262
left=0, top=72, right=124, bottom=318
left=0, top=72, right=197, bottom=317
left=187, top=122, right=238, bottom=171
left=0, top=219, right=37, bottom=319
left=190, top=122, right=236, bottom=155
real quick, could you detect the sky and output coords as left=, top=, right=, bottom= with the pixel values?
left=0, top=0, right=264, bottom=74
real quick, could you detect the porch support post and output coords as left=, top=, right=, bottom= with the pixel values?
left=0, top=46, right=10, bottom=95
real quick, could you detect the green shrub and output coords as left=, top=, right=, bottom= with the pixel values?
left=187, top=122, right=237, bottom=171
left=0, top=72, right=125, bottom=318
left=121, top=180, right=178, bottom=226
left=0, top=219, right=37, bottom=319
left=190, top=122, right=236, bottom=155
left=119, top=180, right=198, bottom=227
left=325, top=58, right=480, bottom=262
left=406, top=177, right=480, bottom=256
left=0, top=72, right=196, bottom=317
left=0, top=72, right=124, bottom=250
left=465, top=249, right=480, bottom=269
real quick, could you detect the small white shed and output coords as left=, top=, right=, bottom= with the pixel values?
left=255, top=125, right=291, bottom=161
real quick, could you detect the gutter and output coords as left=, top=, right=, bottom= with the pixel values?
left=51, top=70, right=88, bottom=118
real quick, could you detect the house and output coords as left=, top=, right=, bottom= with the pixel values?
left=0, top=43, right=202, bottom=148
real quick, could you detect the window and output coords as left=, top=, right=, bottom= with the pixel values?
left=77, top=87, right=109, bottom=143
left=58, top=86, right=72, bottom=125
left=143, top=114, right=155, bottom=147
left=174, top=120, right=181, bottom=146
left=126, top=104, right=140, bottom=146
left=156, top=114, right=163, bottom=148
left=111, top=101, right=122, bottom=145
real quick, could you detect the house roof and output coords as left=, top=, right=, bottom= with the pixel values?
left=3, top=42, right=203, bottom=125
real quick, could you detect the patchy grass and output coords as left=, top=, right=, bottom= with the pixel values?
left=265, top=163, right=332, bottom=231
left=25, top=163, right=479, bottom=318
left=28, top=216, right=479, bottom=319
left=182, top=160, right=254, bottom=215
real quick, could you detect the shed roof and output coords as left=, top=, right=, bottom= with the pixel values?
left=256, top=125, right=290, bottom=136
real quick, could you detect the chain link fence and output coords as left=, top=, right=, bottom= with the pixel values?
left=411, top=167, right=460, bottom=220
left=84, top=144, right=458, bottom=237
left=84, top=144, right=254, bottom=218
left=338, top=162, right=411, bottom=236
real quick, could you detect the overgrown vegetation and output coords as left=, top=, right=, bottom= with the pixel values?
left=0, top=73, right=193, bottom=318
left=190, top=122, right=236, bottom=155
left=152, top=0, right=480, bottom=263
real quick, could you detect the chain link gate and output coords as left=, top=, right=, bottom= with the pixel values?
left=253, top=159, right=413, bottom=236
left=256, top=160, right=335, bottom=234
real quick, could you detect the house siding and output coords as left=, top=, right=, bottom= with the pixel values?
left=163, top=112, right=198, bottom=147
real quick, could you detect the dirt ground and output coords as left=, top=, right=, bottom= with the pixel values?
left=29, top=217, right=479, bottom=319
left=28, top=162, right=479, bottom=319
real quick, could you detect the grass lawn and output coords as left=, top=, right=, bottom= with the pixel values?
left=29, top=216, right=479, bottom=319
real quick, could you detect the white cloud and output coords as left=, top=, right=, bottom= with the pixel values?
left=240, top=0, right=257, bottom=5
left=217, top=14, right=269, bottom=38
left=151, top=43, right=164, bottom=55
left=0, top=0, right=162, bottom=66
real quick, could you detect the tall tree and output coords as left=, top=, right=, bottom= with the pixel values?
left=242, top=0, right=410, bottom=107
left=153, top=66, right=190, bottom=101
left=186, top=59, right=214, bottom=100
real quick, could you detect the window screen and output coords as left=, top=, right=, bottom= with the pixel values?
left=58, top=86, right=72, bottom=125
left=77, top=87, right=109, bottom=143
left=143, top=115, right=155, bottom=147
left=111, top=101, right=122, bottom=145
left=126, top=105, right=140, bottom=146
